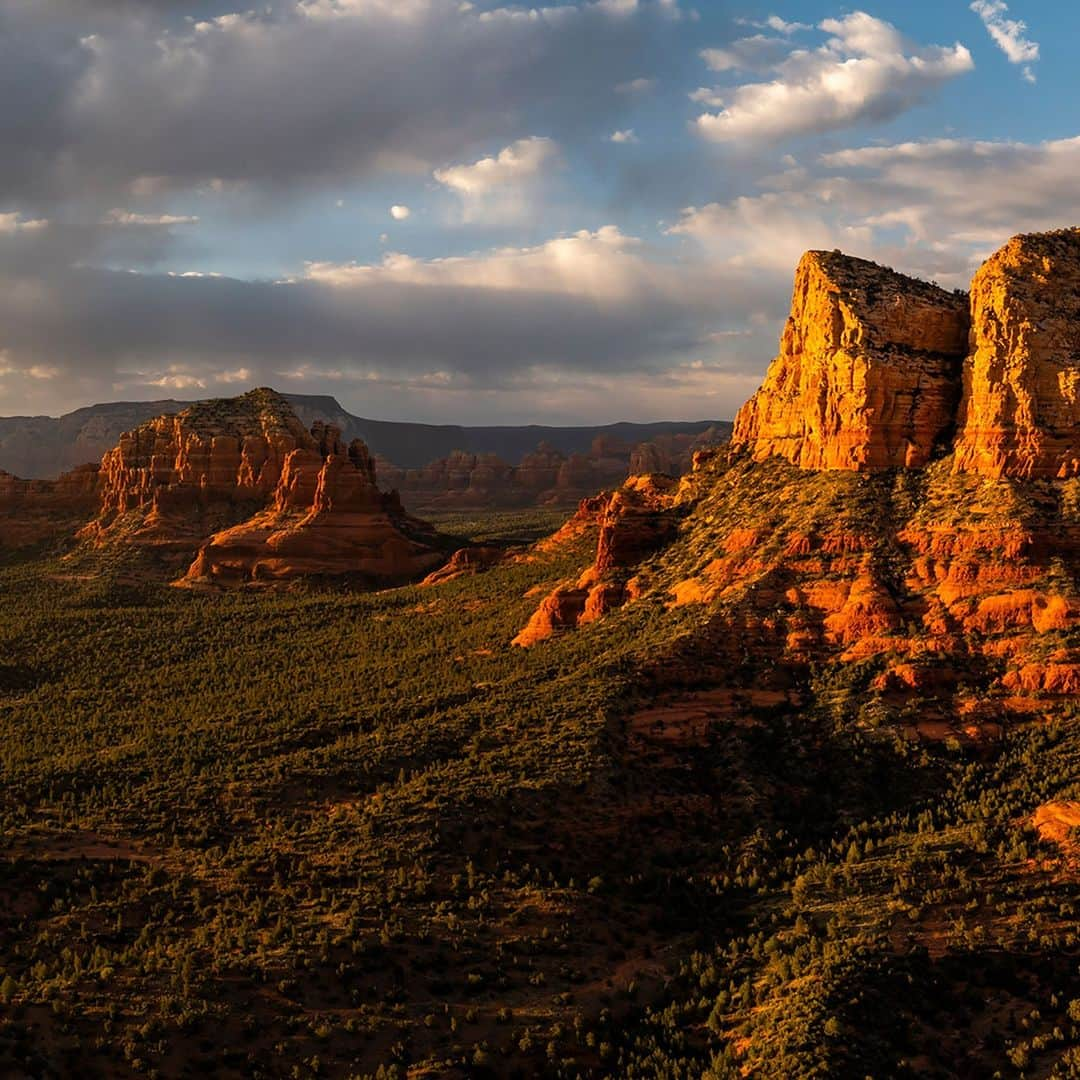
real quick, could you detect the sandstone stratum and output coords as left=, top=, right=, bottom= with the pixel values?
left=515, top=229, right=1079, bottom=740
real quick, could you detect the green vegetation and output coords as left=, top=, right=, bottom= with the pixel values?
left=0, top=499, right=1077, bottom=1078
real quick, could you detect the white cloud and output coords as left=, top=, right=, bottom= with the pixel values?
left=304, top=226, right=670, bottom=303
left=672, top=132, right=1080, bottom=294
left=433, top=136, right=560, bottom=222
left=694, top=12, right=974, bottom=144
left=26, top=365, right=61, bottom=380
left=970, top=1, right=1039, bottom=82
left=146, top=371, right=208, bottom=390
left=434, top=137, right=558, bottom=196
left=764, top=15, right=810, bottom=35
left=671, top=193, right=874, bottom=274
left=701, top=35, right=791, bottom=73
left=390, top=204, right=411, bottom=220
left=610, top=129, right=639, bottom=143
left=0, top=213, right=49, bottom=234
left=819, top=135, right=1080, bottom=252
left=103, top=210, right=200, bottom=227
left=217, top=367, right=253, bottom=384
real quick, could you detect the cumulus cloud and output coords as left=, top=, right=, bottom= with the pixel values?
left=671, top=193, right=874, bottom=274
left=0, top=213, right=49, bottom=234
left=701, top=35, right=792, bottom=74
left=970, top=0, right=1038, bottom=82
left=694, top=12, right=974, bottom=143
left=434, top=136, right=560, bottom=222
left=389, top=205, right=411, bottom=220
left=0, top=221, right=783, bottom=419
left=672, top=133, right=1080, bottom=292
left=0, top=0, right=683, bottom=208
left=610, top=129, right=639, bottom=143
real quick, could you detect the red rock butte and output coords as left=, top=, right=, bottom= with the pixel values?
left=74, top=387, right=448, bottom=585
left=954, top=228, right=1080, bottom=480
left=733, top=231, right=1080, bottom=477
left=732, top=249, right=970, bottom=471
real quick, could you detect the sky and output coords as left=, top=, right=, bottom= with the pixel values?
left=0, top=0, right=1077, bottom=424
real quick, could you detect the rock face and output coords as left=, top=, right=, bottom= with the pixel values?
left=68, top=387, right=448, bottom=585
left=83, top=388, right=315, bottom=552
left=519, top=233, right=1079, bottom=741
left=732, top=251, right=969, bottom=471
left=0, top=464, right=101, bottom=547
left=183, top=434, right=446, bottom=587
left=514, top=475, right=679, bottom=646
left=954, top=229, right=1080, bottom=479
left=376, top=429, right=726, bottom=511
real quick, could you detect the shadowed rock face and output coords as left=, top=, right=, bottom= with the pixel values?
left=0, top=464, right=101, bottom=547
left=732, top=251, right=970, bottom=472
left=954, top=229, right=1080, bottom=480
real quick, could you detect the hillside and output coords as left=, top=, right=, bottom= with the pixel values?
left=0, top=231, right=1076, bottom=1078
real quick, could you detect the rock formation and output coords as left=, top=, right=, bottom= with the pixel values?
left=513, top=475, right=679, bottom=646
left=83, top=388, right=315, bottom=553
left=518, top=231, right=1079, bottom=740
left=953, top=228, right=1080, bottom=479
left=183, top=434, right=446, bottom=586
left=732, top=251, right=969, bottom=470
left=376, top=430, right=725, bottom=511
left=0, top=464, right=100, bottom=547
left=57, top=387, right=450, bottom=586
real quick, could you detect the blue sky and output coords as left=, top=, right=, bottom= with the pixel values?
left=0, top=0, right=1076, bottom=424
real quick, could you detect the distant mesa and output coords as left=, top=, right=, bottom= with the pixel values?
left=68, top=387, right=448, bottom=586
left=0, top=390, right=729, bottom=505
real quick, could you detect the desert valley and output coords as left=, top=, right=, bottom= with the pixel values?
left=0, top=228, right=1077, bottom=1077
left=3, top=0, right=1080, bottom=1075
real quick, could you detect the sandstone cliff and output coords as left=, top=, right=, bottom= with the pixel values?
left=732, top=251, right=969, bottom=471
left=183, top=433, right=446, bottom=586
left=69, top=388, right=449, bottom=585
left=518, top=232, right=1079, bottom=741
left=954, top=228, right=1080, bottom=479
left=82, top=388, right=314, bottom=552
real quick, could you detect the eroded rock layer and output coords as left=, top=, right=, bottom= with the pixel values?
left=63, top=387, right=450, bottom=585
left=0, top=465, right=100, bottom=547
left=183, top=438, right=446, bottom=586
left=82, top=388, right=316, bottom=552
left=519, top=232, right=1080, bottom=739
left=732, top=251, right=970, bottom=471
left=954, top=229, right=1080, bottom=479
left=376, top=428, right=726, bottom=511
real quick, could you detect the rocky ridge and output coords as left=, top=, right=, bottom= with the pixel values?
left=376, top=428, right=725, bottom=511
left=0, top=464, right=101, bottom=547
left=513, top=230, right=1079, bottom=738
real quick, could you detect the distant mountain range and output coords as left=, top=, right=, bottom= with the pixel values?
left=0, top=393, right=730, bottom=479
